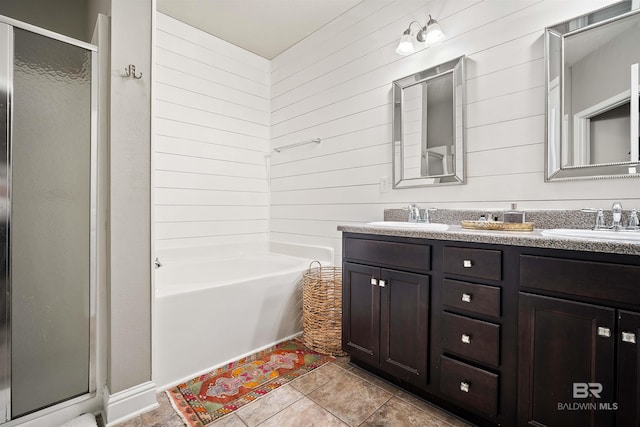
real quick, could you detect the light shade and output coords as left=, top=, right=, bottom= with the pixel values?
left=425, top=16, right=445, bottom=45
left=395, top=30, right=414, bottom=55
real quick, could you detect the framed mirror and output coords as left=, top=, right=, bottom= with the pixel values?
left=546, top=0, right=640, bottom=181
left=392, top=55, right=465, bottom=188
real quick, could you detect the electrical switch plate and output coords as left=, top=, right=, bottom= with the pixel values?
left=379, top=176, right=390, bottom=193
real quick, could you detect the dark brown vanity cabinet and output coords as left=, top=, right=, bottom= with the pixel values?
left=437, top=245, right=518, bottom=425
left=519, top=254, right=640, bottom=427
left=341, top=232, right=640, bottom=427
left=518, top=293, right=616, bottom=427
left=342, top=233, right=519, bottom=426
left=342, top=235, right=430, bottom=388
left=617, top=310, right=640, bottom=426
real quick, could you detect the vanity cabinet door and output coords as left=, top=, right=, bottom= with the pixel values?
left=342, top=262, right=380, bottom=366
left=379, top=269, right=429, bottom=388
left=518, top=293, right=616, bottom=427
left=617, top=310, right=640, bottom=426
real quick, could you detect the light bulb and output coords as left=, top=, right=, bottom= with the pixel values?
left=425, top=16, right=445, bottom=46
left=395, top=29, right=414, bottom=55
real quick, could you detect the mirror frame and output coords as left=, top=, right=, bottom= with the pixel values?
left=392, top=55, right=466, bottom=188
left=545, top=0, right=640, bottom=181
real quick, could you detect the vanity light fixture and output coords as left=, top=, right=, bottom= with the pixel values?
left=395, top=15, right=445, bottom=56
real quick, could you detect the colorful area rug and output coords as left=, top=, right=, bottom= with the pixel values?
left=167, top=338, right=334, bottom=426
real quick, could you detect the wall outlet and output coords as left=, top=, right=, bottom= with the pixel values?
left=379, top=176, right=390, bottom=193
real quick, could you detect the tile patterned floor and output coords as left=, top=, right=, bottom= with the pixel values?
left=115, top=357, right=472, bottom=427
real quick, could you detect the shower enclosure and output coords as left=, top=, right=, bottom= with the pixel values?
left=0, top=17, right=96, bottom=422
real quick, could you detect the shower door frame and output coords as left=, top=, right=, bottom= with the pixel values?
left=0, top=15, right=98, bottom=424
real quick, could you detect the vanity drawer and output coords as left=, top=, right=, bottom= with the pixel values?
left=442, top=312, right=500, bottom=368
left=440, top=355, right=498, bottom=417
left=344, top=237, right=431, bottom=271
left=443, top=247, right=502, bottom=281
left=443, top=279, right=501, bottom=319
left=520, top=255, right=640, bottom=306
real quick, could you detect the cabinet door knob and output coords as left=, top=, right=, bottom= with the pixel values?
left=597, top=327, right=611, bottom=338
left=463, top=260, right=473, bottom=268
left=461, top=334, right=471, bottom=344
left=461, top=293, right=472, bottom=303
left=370, top=277, right=378, bottom=286
left=460, top=381, right=470, bottom=393
left=622, top=331, right=637, bottom=343
left=379, top=280, right=386, bottom=287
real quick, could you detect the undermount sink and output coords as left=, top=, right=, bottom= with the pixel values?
left=541, top=228, right=640, bottom=242
left=367, top=221, right=449, bottom=231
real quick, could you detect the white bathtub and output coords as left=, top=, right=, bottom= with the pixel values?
left=153, top=242, right=333, bottom=390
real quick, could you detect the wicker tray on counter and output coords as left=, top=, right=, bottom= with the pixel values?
left=461, top=220, right=534, bottom=232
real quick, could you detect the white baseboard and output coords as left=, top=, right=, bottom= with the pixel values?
left=103, top=381, right=158, bottom=426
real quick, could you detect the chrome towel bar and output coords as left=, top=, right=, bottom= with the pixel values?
left=273, top=138, right=321, bottom=153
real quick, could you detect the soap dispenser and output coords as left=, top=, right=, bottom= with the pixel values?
left=504, top=203, right=525, bottom=223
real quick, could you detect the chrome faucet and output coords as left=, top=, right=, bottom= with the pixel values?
left=611, top=201, right=623, bottom=231
left=583, top=202, right=639, bottom=231
left=407, top=204, right=435, bottom=223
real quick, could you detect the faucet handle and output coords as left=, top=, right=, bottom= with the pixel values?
left=406, top=203, right=420, bottom=222
left=582, top=208, right=606, bottom=230
left=595, top=209, right=606, bottom=230
left=628, top=209, right=639, bottom=230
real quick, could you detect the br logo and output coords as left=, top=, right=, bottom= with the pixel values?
left=573, top=383, right=602, bottom=398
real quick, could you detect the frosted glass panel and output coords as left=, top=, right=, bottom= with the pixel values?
left=10, top=28, right=91, bottom=417
left=0, top=22, right=10, bottom=424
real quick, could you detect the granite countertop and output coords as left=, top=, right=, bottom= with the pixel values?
left=337, top=223, right=640, bottom=256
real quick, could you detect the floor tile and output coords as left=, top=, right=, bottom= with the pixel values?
left=308, top=369, right=392, bottom=426
left=210, top=413, right=247, bottom=427
left=331, top=356, right=353, bottom=371
left=361, top=396, right=452, bottom=426
left=112, top=416, right=144, bottom=427
left=257, top=397, right=347, bottom=427
left=144, top=415, right=186, bottom=427
left=125, top=360, right=475, bottom=427
left=236, top=384, right=303, bottom=427
left=290, top=363, right=344, bottom=395
left=395, top=390, right=472, bottom=427
left=140, top=393, right=179, bottom=425
left=347, top=365, right=401, bottom=395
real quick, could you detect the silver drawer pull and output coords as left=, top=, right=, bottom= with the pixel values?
left=370, top=278, right=378, bottom=286
left=379, top=280, right=386, bottom=288
left=463, top=260, right=473, bottom=268
left=461, top=293, right=472, bottom=303
left=598, top=327, right=611, bottom=338
left=460, top=381, right=470, bottom=393
left=622, top=331, right=637, bottom=343
left=461, top=334, right=471, bottom=344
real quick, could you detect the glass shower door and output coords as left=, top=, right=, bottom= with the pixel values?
left=0, top=21, right=95, bottom=420
left=0, top=22, right=10, bottom=424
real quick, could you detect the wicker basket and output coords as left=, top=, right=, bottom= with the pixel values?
left=302, top=261, right=346, bottom=356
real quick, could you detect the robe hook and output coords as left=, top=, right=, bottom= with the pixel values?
left=124, top=64, right=142, bottom=79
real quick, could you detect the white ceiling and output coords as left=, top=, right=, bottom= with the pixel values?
left=156, top=0, right=363, bottom=60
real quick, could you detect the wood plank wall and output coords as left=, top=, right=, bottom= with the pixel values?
left=154, top=13, right=271, bottom=249
left=155, top=1, right=639, bottom=263
left=269, top=0, right=638, bottom=263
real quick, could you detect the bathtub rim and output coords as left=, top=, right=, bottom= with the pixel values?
left=154, top=257, right=317, bottom=298
left=155, top=240, right=334, bottom=269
